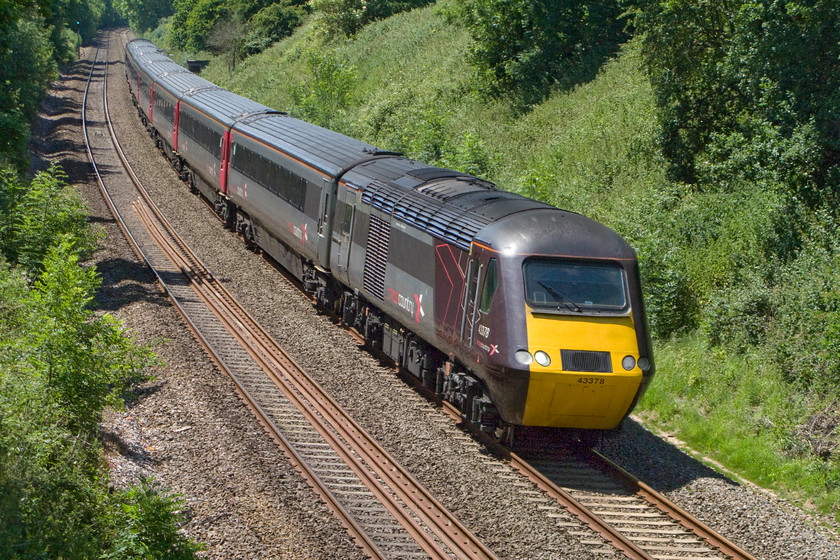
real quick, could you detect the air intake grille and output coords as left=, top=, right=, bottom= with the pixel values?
left=363, top=215, right=390, bottom=301
left=361, top=181, right=491, bottom=251
left=561, top=350, right=612, bottom=373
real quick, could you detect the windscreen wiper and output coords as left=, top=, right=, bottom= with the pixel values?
left=537, top=281, right=582, bottom=313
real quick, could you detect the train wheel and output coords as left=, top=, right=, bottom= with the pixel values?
left=493, top=424, right=515, bottom=447
left=186, top=170, right=198, bottom=194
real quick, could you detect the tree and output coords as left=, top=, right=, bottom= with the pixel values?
left=206, top=14, right=243, bottom=69
left=113, top=0, right=174, bottom=31
left=0, top=16, right=57, bottom=169
left=240, top=1, right=304, bottom=56
left=311, top=0, right=435, bottom=37
left=182, top=0, right=230, bottom=51
left=456, top=0, right=627, bottom=106
left=635, top=0, right=840, bottom=196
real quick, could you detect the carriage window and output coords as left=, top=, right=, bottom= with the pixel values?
left=523, top=259, right=627, bottom=313
left=179, top=111, right=222, bottom=159
left=342, top=201, right=353, bottom=235
left=479, top=258, right=498, bottom=313
left=154, top=94, right=175, bottom=123
left=230, top=143, right=306, bottom=211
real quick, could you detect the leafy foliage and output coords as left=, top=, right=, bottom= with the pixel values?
left=113, top=0, right=174, bottom=31
left=0, top=15, right=57, bottom=169
left=290, top=49, right=357, bottom=130
left=33, top=239, right=158, bottom=433
left=183, top=0, right=230, bottom=51
left=240, top=1, right=304, bottom=55
left=455, top=0, right=627, bottom=106
left=105, top=478, right=205, bottom=560
left=0, top=0, right=108, bottom=169
left=10, top=164, right=97, bottom=278
left=635, top=0, right=840, bottom=197
left=0, top=164, right=199, bottom=558
left=310, top=0, right=435, bottom=36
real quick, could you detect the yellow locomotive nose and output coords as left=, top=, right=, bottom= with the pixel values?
left=521, top=312, right=644, bottom=429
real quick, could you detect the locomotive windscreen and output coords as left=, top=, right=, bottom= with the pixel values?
left=523, top=259, right=628, bottom=313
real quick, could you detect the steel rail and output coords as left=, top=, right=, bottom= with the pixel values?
left=83, top=35, right=386, bottom=560
left=92, top=31, right=497, bottom=560
left=588, top=450, right=758, bottom=560
left=131, top=181, right=494, bottom=560
left=440, top=395, right=755, bottom=560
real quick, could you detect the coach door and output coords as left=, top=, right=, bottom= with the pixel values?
left=330, top=185, right=355, bottom=284
left=460, top=247, right=485, bottom=347
left=316, top=178, right=338, bottom=270
left=219, top=129, right=231, bottom=194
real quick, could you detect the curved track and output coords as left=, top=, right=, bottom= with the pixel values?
left=83, top=32, right=496, bottom=560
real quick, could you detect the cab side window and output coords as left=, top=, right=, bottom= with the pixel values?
left=479, top=258, right=498, bottom=313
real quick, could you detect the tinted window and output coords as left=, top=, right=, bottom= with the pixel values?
left=154, top=94, right=175, bottom=124
left=523, top=259, right=627, bottom=312
left=230, top=142, right=307, bottom=211
left=179, top=111, right=222, bottom=159
left=479, top=258, right=498, bottom=313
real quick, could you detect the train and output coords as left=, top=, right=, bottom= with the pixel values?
left=124, top=39, right=654, bottom=442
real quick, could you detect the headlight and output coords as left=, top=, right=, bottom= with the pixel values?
left=622, top=355, right=636, bottom=371
left=534, top=351, right=551, bottom=367
left=638, top=357, right=651, bottom=371
left=515, top=350, right=533, bottom=365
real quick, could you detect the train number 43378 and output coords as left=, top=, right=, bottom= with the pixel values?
left=577, top=377, right=605, bottom=385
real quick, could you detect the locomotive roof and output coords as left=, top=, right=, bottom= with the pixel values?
left=476, top=208, right=635, bottom=260
left=342, top=158, right=553, bottom=251
left=125, top=39, right=630, bottom=258
left=233, top=114, right=380, bottom=178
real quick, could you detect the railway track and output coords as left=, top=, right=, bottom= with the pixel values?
left=342, top=328, right=759, bottom=559
left=81, top=29, right=761, bottom=560
left=509, top=437, right=758, bottom=560
left=83, top=34, right=495, bottom=560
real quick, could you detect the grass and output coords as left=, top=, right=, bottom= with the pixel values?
left=642, top=332, right=840, bottom=520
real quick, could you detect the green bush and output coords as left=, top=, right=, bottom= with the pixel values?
left=290, top=49, right=356, bottom=130
left=770, top=221, right=840, bottom=390
left=11, top=165, right=98, bottom=278
left=105, top=478, right=205, bottom=560
left=0, top=164, right=200, bottom=558
left=241, top=1, right=305, bottom=56
left=311, top=0, right=435, bottom=36
left=455, top=0, right=627, bottom=106
left=31, top=239, right=159, bottom=434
